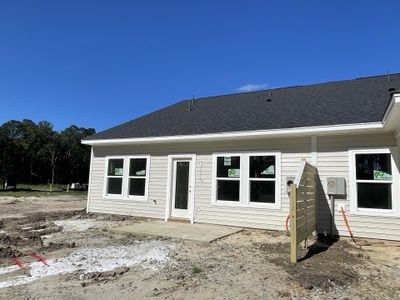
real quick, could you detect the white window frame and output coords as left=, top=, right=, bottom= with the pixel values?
left=211, top=151, right=281, bottom=209
left=349, top=148, right=399, bottom=217
left=104, top=156, right=126, bottom=198
left=247, top=152, right=281, bottom=209
left=212, top=153, right=243, bottom=206
left=103, top=155, right=150, bottom=201
left=127, top=155, right=151, bottom=200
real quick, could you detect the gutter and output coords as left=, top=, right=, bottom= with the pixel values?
left=81, top=122, right=383, bottom=146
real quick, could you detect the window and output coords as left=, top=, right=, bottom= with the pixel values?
left=106, top=158, right=124, bottom=195
left=355, top=153, right=392, bottom=210
left=216, top=155, right=241, bottom=201
left=249, top=155, right=276, bottom=203
left=350, top=149, right=399, bottom=216
left=213, top=152, right=281, bottom=207
left=105, top=156, right=150, bottom=199
left=128, top=158, right=147, bottom=196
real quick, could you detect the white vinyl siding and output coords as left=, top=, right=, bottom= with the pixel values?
left=89, top=155, right=166, bottom=218
left=88, top=137, right=310, bottom=227
left=87, top=131, right=400, bottom=241
left=316, top=132, right=400, bottom=241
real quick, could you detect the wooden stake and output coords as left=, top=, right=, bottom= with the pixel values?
left=290, top=184, right=297, bottom=264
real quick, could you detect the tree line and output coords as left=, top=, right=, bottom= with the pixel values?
left=0, top=119, right=95, bottom=188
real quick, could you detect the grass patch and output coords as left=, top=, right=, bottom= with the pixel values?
left=192, top=265, right=203, bottom=275
left=17, top=184, right=66, bottom=191
left=0, top=184, right=87, bottom=198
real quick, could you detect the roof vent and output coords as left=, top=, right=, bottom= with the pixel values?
left=388, top=87, right=396, bottom=92
left=266, top=99, right=272, bottom=102
left=187, top=96, right=195, bottom=111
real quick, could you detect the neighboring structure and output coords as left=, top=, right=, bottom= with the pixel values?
left=82, top=74, right=400, bottom=241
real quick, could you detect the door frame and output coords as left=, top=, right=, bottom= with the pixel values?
left=165, top=154, right=196, bottom=223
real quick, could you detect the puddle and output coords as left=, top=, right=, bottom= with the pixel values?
left=0, top=240, right=173, bottom=288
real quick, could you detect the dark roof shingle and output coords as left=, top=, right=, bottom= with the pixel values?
left=85, top=73, right=400, bottom=140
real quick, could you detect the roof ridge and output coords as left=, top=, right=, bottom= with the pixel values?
left=188, top=72, right=400, bottom=102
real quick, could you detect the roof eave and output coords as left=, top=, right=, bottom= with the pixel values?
left=81, top=121, right=385, bottom=146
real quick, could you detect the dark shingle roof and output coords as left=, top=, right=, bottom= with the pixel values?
left=85, top=73, right=400, bottom=140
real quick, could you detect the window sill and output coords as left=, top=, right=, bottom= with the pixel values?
left=212, top=201, right=280, bottom=209
left=249, top=202, right=280, bottom=209
left=103, top=195, right=149, bottom=202
left=213, top=200, right=242, bottom=207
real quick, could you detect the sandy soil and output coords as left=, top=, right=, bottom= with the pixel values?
left=0, top=194, right=87, bottom=219
left=0, top=196, right=399, bottom=299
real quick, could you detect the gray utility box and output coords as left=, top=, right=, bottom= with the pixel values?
left=286, top=176, right=296, bottom=193
left=327, top=177, right=346, bottom=195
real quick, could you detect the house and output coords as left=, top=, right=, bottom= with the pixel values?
left=82, top=74, right=400, bottom=241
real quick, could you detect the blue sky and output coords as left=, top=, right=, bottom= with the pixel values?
left=0, top=1, right=399, bottom=132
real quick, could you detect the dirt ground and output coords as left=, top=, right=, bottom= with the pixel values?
left=0, top=194, right=87, bottom=219
left=0, top=196, right=399, bottom=299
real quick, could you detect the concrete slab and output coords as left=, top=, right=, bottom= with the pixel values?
left=111, top=220, right=243, bottom=242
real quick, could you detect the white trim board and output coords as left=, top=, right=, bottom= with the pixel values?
left=311, top=136, right=317, bottom=166
left=382, top=93, right=400, bottom=126
left=86, top=146, right=94, bottom=213
left=82, top=122, right=383, bottom=146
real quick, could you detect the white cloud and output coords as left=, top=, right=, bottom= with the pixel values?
left=236, top=83, right=268, bottom=92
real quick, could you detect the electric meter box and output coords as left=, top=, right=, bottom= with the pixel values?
left=327, top=177, right=346, bottom=195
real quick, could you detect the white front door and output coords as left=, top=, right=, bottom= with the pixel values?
left=171, top=159, right=192, bottom=219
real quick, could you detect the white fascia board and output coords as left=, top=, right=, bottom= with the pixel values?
left=81, top=122, right=383, bottom=146
left=382, top=93, right=400, bottom=130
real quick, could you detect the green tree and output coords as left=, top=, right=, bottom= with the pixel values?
left=59, top=125, right=95, bottom=183
left=0, top=119, right=95, bottom=188
left=0, top=120, right=24, bottom=188
left=39, top=131, right=61, bottom=185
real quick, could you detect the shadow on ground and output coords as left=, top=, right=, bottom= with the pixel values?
left=257, top=234, right=362, bottom=291
left=298, top=235, right=339, bottom=262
